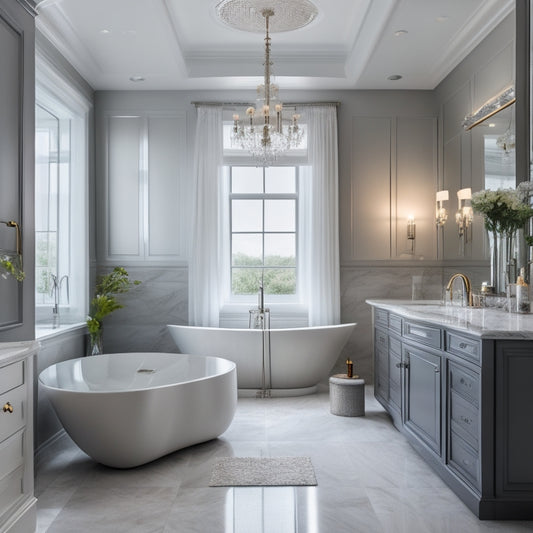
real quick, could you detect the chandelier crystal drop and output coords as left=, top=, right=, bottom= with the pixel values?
left=230, top=8, right=304, bottom=166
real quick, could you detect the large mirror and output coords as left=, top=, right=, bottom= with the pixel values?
left=481, top=104, right=516, bottom=190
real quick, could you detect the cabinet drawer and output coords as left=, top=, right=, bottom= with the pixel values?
left=450, top=391, right=479, bottom=450
left=403, top=321, right=442, bottom=349
left=375, top=329, right=388, bottom=352
left=389, top=314, right=402, bottom=334
left=0, top=385, right=25, bottom=443
left=446, top=333, right=480, bottom=363
left=0, top=361, right=23, bottom=396
left=374, top=309, right=388, bottom=327
left=449, top=362, right=479, bottom=407
left=449, top=432, right=480, bottom=490
left=0, top=431, right=24, bottom=481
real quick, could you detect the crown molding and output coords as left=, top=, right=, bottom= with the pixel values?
left=428, top=0, right=515, bottom=89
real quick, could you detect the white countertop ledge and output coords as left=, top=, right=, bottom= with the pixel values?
left=0, top=340, right=40, bottom=366
left=366, top=299, right=533, bottom=339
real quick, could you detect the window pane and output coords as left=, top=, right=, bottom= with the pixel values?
left=232, top=268, right=263, bottom=295
left=265, top=166, right=295, bottom=193
left=264, top=234, right=295, bottom=266
left=232, top=167, right=263, bottom=193
left=232, top=234, right=262, bottom=266
left=232, top=199, right=263, bottom=232
left=263, top=268, right=296, bottom=295
left=264, top=199, right=295, bottom=232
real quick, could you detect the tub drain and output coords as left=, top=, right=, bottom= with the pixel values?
left=137, top=368, right=155, bottom=374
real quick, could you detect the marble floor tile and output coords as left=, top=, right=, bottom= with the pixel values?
left=35, top=388, right=533, bottom=532
left=44, top=486, right=178, bottom=533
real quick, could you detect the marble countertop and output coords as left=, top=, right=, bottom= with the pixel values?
left=0, top=340, right=40, bottom=366
left=366, top=299, right=533, bottom=339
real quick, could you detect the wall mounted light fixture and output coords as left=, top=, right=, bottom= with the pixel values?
left=407, top=215, right=416, bottom=254
left=462, top=85, right=515, bottom=130
left=456, top=188, right=473, bottom=243
left=435, top=190, right=449, bottom=226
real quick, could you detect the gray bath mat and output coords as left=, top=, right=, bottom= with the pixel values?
left=209, top=457, right=317, bottom=487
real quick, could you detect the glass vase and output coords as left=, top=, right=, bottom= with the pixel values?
left=89, top=329, right=103, bottom=356
left=490, top=230, right=517, bottom=295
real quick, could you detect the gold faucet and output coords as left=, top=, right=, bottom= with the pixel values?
left=445, top=273, right=473, bottom=306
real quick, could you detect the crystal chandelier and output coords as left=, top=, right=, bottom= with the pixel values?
left=229, top=8, right=305, bottom=165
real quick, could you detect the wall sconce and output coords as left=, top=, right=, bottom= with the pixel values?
left=407, top=215, right=416, bottom=254
left=456, top=188, right=473, bottom=243
left=435, top=190, right=449, bottom=226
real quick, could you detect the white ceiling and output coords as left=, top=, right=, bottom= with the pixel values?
left=35, top=0, right=515, bottom=91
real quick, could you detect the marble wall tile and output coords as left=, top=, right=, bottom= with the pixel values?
left=99, top=266, right=188, bottom=354
left=90, top=263, right=491, bottom=386
left=336, top=265, right=446, bottom=382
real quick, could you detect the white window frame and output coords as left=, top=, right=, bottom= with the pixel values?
left=220, top=118, right=309, bottom=327
left=35, top=53, right=90, bottom=330
left=228, top=164, right=299, bottom=303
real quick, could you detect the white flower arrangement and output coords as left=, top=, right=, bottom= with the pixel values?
left=471, top=187, right=533, bottom=234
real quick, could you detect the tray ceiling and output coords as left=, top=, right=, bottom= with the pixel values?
left=35, top=0, right=514, bottom=91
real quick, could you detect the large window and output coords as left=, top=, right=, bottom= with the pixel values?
left=35, top=60, right=89, bottom=328
left=35, top=105, right=70, bottom=306
left=229, top=166, right=298, bottom=297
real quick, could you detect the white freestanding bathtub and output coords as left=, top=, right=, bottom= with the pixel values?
left=39, top=352, right=237, bottom=468
left=167, top=323, right=356, bottom=396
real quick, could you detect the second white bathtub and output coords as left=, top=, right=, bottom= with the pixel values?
left=167, top=323, right=356, bottom=396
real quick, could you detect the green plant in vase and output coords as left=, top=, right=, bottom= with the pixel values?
left=87, top=266, right=141, bottom=355
left=0, top=253, right=24, bottom=281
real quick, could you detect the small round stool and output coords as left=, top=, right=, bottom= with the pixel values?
left=329, top=375, right=365, bottom=417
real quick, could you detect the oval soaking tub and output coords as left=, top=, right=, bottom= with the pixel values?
left=167, top=323, right=356, bottom=396
left=39, top=352, right=237, bottom=468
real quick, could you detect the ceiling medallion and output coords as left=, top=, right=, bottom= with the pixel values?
left=215, top=0, right=318, bottom=33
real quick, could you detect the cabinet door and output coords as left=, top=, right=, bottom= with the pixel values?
left=375, top=346, right=389, bottom=405
left=404, top=344, right=442, bottom=455
left=495, top=341, right=533, bottom=497
left=374, top=328, right=389, bottom=405
left=0, top=8, right=23, bottom=330
left=388, top=346, right=402, bottom=413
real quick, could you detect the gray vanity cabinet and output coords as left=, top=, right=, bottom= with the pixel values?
left=370, top=304, right=533, bottom=519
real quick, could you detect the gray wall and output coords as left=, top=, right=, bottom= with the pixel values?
left=93, top=12, right=515, bottom=383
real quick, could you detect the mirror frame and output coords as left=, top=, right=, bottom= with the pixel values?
left=516, top=0, right=530, bottom=184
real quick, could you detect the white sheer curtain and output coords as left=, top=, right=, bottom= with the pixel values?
left=189, top=105, right=224, bottom=326
left=299, top=105, right=341, bottom=325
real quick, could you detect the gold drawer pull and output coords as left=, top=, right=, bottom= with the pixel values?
left=3, top=402, right=13, bottom=414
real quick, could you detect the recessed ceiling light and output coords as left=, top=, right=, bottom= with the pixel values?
left=129, top=76, right=145, bottom=82
left=388, top=75, right=402, bottom=81
left=488, top=123, right=496, bottom=128
left=394, top=30, right=408, bottom=37
left=435, top=15, right=449, bottom=23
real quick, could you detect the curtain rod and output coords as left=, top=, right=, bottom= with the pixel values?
left=191, top=101, right=340, bottom=108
